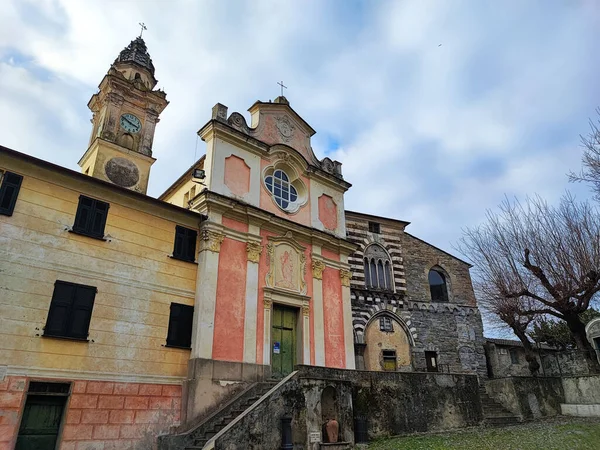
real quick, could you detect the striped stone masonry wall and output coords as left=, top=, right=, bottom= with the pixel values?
left=0, top=376, right=181, bottom=450
left=344, top=212, right=487, bottom=377
left=345, top=218, right=407, bottom=294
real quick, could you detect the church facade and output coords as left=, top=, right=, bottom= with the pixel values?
left=0, top=37, right=485, bottom=449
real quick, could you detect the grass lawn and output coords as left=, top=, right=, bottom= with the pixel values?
left=367, top=417, right=600, bottom=450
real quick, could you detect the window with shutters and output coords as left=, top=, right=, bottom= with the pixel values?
left=71, top=195, right=109, bottom=239
left=166, top=303, right=193, bottom=348
left=0, top=171, right=23, bottom=216
left=172, top=225, right=198, bottom=262
left=44, top=281, right=97, bottom=340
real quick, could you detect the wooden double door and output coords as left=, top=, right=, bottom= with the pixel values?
left=271, top=305, right=298, bottom=378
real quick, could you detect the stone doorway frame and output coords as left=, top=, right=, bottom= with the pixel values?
left=263, top=287, right=311, bottom=367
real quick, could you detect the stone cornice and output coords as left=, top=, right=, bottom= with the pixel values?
left=193, top=189, right=357, bottom=256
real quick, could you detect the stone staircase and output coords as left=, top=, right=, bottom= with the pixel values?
left=159, top=381, right=277, bottom=450
left=186, top=381, right=277, bottom=449
left=479, top=386, right=520, bottom=426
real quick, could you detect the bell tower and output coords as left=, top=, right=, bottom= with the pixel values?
left=79, top=35, right=168, bottom=194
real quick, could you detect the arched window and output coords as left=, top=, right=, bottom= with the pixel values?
left=428, top=269, right=448, bottom=302
left=363, top=244, right=393, bottom=291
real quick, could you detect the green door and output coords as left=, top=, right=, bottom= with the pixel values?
left=271, top=305, right=297, bottom=378
left=15, top=395, right=67, bottom=450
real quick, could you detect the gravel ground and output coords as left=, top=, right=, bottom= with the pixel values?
left=367, top=417, right=600, bottom=450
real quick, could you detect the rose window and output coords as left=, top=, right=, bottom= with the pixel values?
left=265, top=169, right=298, bottom=210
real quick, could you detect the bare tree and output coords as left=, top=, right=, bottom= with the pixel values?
left=570, top=108, right=600, bottom=200
left=458, top=194, right=600, bottom=373
left=480, top=293, right=540, bottom=374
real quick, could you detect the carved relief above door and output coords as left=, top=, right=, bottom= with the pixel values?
left=265, top=231, right=307, bottom=295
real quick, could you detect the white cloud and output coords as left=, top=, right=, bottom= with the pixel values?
left=1, top=0, right=598, bottom=262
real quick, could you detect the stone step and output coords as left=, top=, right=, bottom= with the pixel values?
left=485, top=416, right=520, bottom=426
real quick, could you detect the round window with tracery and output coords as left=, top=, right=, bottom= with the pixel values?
left=265, top=169, right=298, bottom=210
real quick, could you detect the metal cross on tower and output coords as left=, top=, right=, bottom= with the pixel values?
left=139, top=22, right=147, bottom=38
left=277, top=80, right=287, bottom=97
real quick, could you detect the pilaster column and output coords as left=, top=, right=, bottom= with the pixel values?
left=141, top=110, right=158, bottom=156
left=101, top=93, right=124, bottom=142
left=262, top=294, right=273, bottom=365
left=340, top=268, right=356, bottom=369
left=243, top=235, right=262, bottom=364
left=302, top=302, right=311, bottom=364
left=311, top=255, right=326, bottom=366
left=191, top=230, right=224, bottom=359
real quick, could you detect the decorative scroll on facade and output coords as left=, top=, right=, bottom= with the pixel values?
left=265, top=231, right=307, bottom=294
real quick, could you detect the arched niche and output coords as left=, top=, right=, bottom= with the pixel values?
left=321, top=386, right=339, bottom=443
left=363, top=313, right=412, bottom=371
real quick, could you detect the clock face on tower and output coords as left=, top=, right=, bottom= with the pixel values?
left=120, top=113, right=141, bottom=133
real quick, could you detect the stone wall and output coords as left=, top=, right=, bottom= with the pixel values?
left=485, top=377, right=564, bottom=420
left=399, top=233, right=476, bottom=307
left=485, top=342, right=591, bottom=378
left=562, top=376, right=600, bottom=405
left=540, top=352, right=590, bottom=377
left=190, top=366, right=482, bottom=450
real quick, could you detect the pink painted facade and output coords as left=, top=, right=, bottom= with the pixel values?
left=318, top=194, right=338, bottom=231
left=197, top=97, right=355, bottom=374
left=213, top=236, right=248, bottom=362
left=322, top=267, right=347, bottom=369
left=223, top=155, right=250, bottom=197
left=0, top=377, right=181, bottom=450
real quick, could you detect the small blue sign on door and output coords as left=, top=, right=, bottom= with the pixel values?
left=273, top=342, right=280, bottom=354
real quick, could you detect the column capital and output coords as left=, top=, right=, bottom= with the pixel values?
left=340, top=268, right=351, bottom=287
left=201, top=230, right=225, bottom=253
left=302, top=302, right=310, bottom=317
left=263, top=292, right=273, bottom=309
left=312, top=259, right=325, bottom=280
left=246, top=241, right=262, bottom=263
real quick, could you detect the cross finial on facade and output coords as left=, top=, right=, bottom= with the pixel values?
left=138, top=22, right=147, bottom=38
left=277, top=80, right=287, bottom=97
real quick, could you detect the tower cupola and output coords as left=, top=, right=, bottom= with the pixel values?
left=112, top=37, right=157, bottom=91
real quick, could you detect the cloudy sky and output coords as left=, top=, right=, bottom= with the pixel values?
left=1, top=0, right=599, bottom=260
